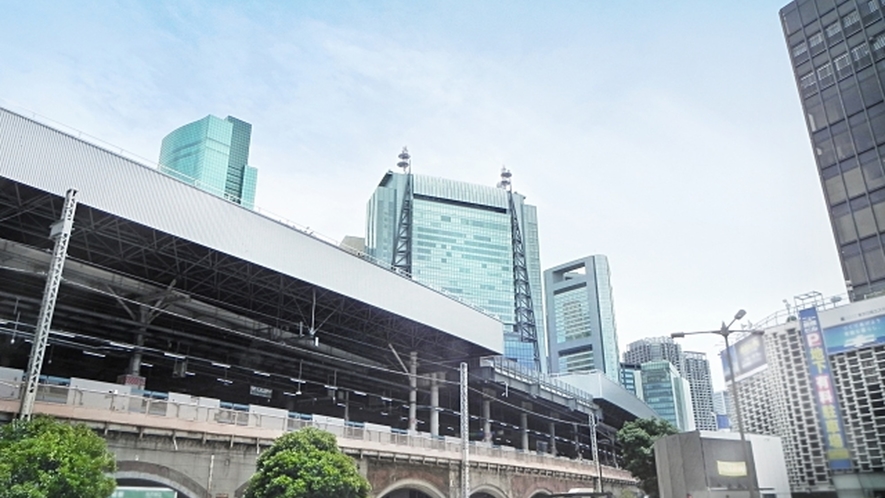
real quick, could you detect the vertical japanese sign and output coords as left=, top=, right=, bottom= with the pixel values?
left=798, top=307, right=852, bottom=471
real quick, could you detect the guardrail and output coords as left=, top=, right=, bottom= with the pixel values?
left=0, top=379, right=634, bottom=480
left=480, top=356, right=595, bottom=407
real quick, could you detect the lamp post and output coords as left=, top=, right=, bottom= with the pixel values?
left=671, top=309, right=761, bottom=498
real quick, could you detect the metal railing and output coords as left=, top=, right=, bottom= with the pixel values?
left=480, top=356, right=596, bottom=407
left=0, top=379, right=633, bottom=480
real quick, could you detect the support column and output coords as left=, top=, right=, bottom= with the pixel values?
left=408, top=351, right=417, bottom=433
left=549, top=420, right=557, bottom=456
left=430, top=372, right=440, bottom=437
left=343, top=391, right=350, bottom=423
left=520, top=412, right=529, bottom=451
left=482, top=396, right=492, bottom=443
left=574, top=422, right=581, bottom=460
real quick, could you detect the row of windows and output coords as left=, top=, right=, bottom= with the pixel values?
left=794, top=8, right=867, bottom=63
left=785, top=0, right=884, bottom=39
left=800, top=34, right=885, bottom=98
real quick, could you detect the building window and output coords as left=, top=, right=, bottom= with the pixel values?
left=835, top=53, right=853, bottom=79
left=835, top=203, right=859, bottom=242
left=861, top=0, right=882, bottom=24
left=818, top=63, right=836, bottom=87
left=874, top=36, right=885, bottom=61
left=825, top=166, right=848, bottom=205
left=853, top=117, right=875, bottom=153
left=826, top=21, right=843, bottom=40
left=844, top=11, right=862, bottom=35
left=810, top=32, right=826, bottom=55
left=853, top=43, right=873, bottom=69
left=794, top=41, right=810, bottom=63
left=801, top=73, right=817, bottom=96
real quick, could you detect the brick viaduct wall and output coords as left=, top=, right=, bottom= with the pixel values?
left=104, top=430, right=638, bottom=498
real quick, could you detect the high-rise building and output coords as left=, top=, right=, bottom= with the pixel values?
left=639, top=361, right=695, bottom=432
left=159, top=115, right=258, bottom=209
left=365, top=159, right=545, bottom=371
left=620, top=362, right=643, bottom=398
left=712, top=390, right=731, bottom=430
left=683, top=351, right=717, bottom=431
left=623, top=337, right=685, bottom=375
left=725, top=294, right=885, bottom=497
left=544, top=255, right=621, bottom=382
left=780, top=1, right=885, bottom=301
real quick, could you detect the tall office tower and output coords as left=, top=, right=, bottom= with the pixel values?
left=683, top=351, right=717, bottom=431
left=780, top=1, right=885, bottom=301
left=639, top=361, right=695, bottom=432
left=544, top=255, right=621, bottom=382
left=159, top=115, right=258, bottom=209
left=365, top=157, right=545, bottom=371
left=620, top=362, right=643, bottom=398
left=623, top=337, right=685, bottom=375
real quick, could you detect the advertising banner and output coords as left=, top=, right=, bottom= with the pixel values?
left=721, top=333, right=768, bottom=383
left=817, top=295, right=885, bottom=355
left=798, top=307, right=852, bottom=471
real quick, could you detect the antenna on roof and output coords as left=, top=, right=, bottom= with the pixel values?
left=497, top=166, right=512, bottom=191
left=397, top=147, right=411, bottom=173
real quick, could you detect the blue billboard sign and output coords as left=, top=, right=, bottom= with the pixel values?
left=822, top=315, right=885, bottom=354
left=720, top=333, right=767, bottom=383
left=798, top=307, right=852, bottom=471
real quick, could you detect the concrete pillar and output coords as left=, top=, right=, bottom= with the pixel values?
left=520, top=412, right=529, bottom=451
left=343, top=390, right=350, bottom=423
left=127, top=327, right=146, bottom=375
left=549, top=421, right=557, bottom=456
left=408, top=352, right=417, bottom=433
left=574, top=422, right=581, bottom=460
left=482, top=398, right=492, bottom=443
left=430, top=373, right=439, bottom=437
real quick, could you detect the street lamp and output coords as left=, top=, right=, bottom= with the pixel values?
left=671, top=309, right=761, bottom=498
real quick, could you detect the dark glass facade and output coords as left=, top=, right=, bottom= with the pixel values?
left=782, top=0, right=885, bottom=300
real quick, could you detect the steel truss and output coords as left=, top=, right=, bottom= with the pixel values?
left=0, top=180, right=489, bottom=374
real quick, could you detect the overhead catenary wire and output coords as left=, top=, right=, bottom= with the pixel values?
left=0, top=264, right=604, bottom=431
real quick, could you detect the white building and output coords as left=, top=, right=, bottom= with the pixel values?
left=724, top=293, right=885, bottom=498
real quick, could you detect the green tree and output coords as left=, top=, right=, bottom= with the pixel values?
left=616, top=418, right=678, bottom=498
left=0, top=416, right=117, bottom=498
left=244, top=427, right=371, bottom=498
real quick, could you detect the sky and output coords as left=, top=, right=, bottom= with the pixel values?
left=0, top=1, right=847, bottom=391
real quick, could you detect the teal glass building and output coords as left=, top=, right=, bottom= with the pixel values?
left=639, top=360, right=695, bottom=431
left=159, top=115, right=258, bottom=209
left=365, top=171, right=546, bottom=371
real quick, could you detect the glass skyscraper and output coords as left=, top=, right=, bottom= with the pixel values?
left=781, top=0, right=885, bottom=300
left=159, top=115, right=258, bottom=209
left=543, top=255, right=621, bottom=383
left=640, top=361, right=695, bottom=432
left=365, top=171, right=546, bottom=371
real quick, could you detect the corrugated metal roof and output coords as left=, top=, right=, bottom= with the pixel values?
left=0, top=106, right=503, bottom=354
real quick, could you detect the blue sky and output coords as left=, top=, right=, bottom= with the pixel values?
left=0, top=1, right=843, bottom=389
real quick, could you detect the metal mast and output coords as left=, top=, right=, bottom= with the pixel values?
left=391, top=147, right=413, bottom=276
left=498, top=167, right=541, bottom=370
left=20, top=188, right=78, bottom=419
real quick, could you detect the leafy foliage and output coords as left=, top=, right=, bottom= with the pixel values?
left=244, top=427, right=371, bottom=498
left=0, top=416, right=117, bottom=498
left=616, top=418, right=678, bottom=498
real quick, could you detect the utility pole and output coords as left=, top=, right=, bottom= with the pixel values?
left=460, top=362, right=470, bottom=498
left=590, top=411, right=603, bottom=492
left=20, top=189, right=77, bottom=419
